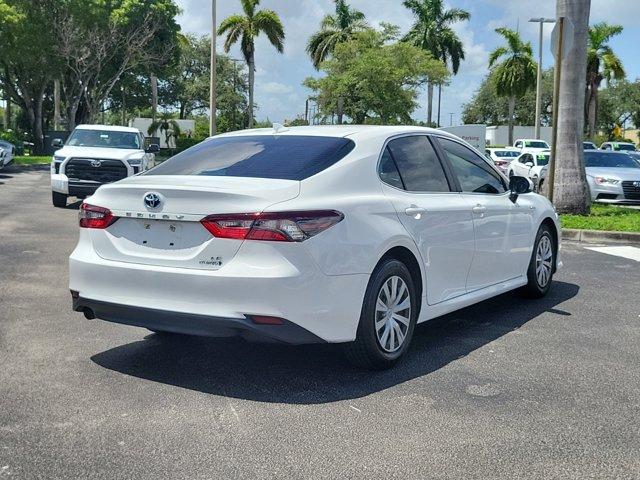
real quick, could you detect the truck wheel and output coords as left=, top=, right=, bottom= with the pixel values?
left=52, top=191, right=68, bottom=208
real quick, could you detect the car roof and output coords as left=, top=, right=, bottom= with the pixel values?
left=75, top=124, right=141, bottom=134
left=213, top=125, right=466, bottom=143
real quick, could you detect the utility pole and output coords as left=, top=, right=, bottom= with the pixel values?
left=449, top=113, right=454, bottom=127
left=209, top=0, right=217, bottom=136
left=529, top=17, right=555, bottom=139
left=437, top=84, right=442, bottom=127
left=548, top=16, right=566, bottom=203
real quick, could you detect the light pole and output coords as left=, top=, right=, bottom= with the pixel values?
left=449, top=113, right=454, bottom=127
left=210, top=0, right=217, bottom=136
left=529, top=17, right=555, bottom=139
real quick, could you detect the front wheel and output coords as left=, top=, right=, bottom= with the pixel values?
left=52, top=191, right=67, bottom=208
left=522, top=224, right=555, bottom=298
left=343, top=258, right=418, bottom=370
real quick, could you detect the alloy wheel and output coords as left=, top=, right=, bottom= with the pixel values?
left=535, top=235, right=553, bottom=288
left=375, top=276, right=411, bottom=353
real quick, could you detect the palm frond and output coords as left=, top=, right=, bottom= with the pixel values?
left=254, top=10, right=285, bottom=53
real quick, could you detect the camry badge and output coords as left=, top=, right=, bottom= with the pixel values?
left=91, top=159, right=102, bottom=167
left=144, top=192, right=162, bottom=209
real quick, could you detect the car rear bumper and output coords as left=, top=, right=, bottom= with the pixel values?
left=69, top=234, right=370, bottom=343
left=72, top=296, right=325, bottom=344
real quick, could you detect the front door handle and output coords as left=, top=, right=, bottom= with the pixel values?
left=472, top=205, right=487, bottom=217
left=405, top=206, right=427, bottom=217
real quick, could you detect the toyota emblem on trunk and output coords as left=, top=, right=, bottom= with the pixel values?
left=144, top=193, right=162, bottom=209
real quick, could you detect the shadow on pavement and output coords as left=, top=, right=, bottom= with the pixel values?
left=92, top=281, right=579, bottom=404
left=3, top=164, right=50, bottom=174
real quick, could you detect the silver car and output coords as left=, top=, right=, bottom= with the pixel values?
left=585, top=151, right=640, bottom=204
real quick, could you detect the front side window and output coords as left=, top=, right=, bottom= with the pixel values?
left=67, top=130, right=141, bottom=150
left=146, top=135, right=355, bottom=181
left=438, top=138, right=507, bottom=194
left=385, top=136, right=450, bottom=192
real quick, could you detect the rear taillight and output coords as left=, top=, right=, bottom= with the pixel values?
left=79, top=203, right=117, bottom=229
left=201, top=210, right=344, bottom=242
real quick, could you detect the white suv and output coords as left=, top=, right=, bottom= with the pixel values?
left=51, top=125, right=159, bottom=207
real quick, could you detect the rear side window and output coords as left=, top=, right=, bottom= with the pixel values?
left=385, top=136, right=450, bottom=192
left=146, top=135, right=356, bottom=181
left=378, top=147, right=404, bottom=189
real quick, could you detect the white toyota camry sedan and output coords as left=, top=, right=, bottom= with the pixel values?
left=70, top=126, right=561, bottom=369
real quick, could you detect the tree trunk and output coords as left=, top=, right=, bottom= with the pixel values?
left=151, top=73, right=158, bottom=123
left=248, top=51, right=255, bottom=129
left=508, top=96, right=516, bottom=146
left=426, top=82, right=434, bottom=126
left=586, top=81, right=598, bottom=139
left=554, top=0, right=591, bottom=215
left=3, top=89, right=10, bottom=130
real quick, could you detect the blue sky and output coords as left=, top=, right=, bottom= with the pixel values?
left=175, top=0, right=640, bottom=126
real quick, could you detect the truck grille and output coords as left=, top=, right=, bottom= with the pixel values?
left=64, top=158, right=127, bottom=184
left=622, top=181, right=640, bottom=201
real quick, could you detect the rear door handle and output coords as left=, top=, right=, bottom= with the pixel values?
left=405, top=206, right=427, bottom=217
left=472, top=205, right=487, bottom=216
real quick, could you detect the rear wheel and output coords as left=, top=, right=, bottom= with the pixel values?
left=52, top=191, right=67, bottom=208
left=344, top=258, right=418, bottom=370
left=522, top=224, right=555, bottom=298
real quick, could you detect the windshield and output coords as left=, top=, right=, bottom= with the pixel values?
left=534, top=153, right=550, bottom=166
left=585, top=152, right=640, bottom=168
left=524, top=141, right=549, bottom=149
left=494, top=150, right=519, bottom=158
left=583, top=142, right=596, bottom=150
left=67, top=129, right=141, bottom=150
left=613, top=143, right=636, bottom=151
left=145, top=135, right=356, bottom=181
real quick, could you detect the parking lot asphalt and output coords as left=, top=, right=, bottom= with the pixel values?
left=1, top=165, right=639, bottom=479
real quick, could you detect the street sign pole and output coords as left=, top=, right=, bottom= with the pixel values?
left=548, top=17, right=565, bottom=203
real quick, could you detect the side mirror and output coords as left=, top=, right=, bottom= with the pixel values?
left=525, top=161, right=535, bottom=168
left=145, top=144, right=160, bottom=154
left=509, top=175, right=533, bottom=202
left=51, top=138, right=64, bottom=149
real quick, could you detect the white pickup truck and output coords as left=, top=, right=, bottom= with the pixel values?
left=50, top=125, right=159, bottom=207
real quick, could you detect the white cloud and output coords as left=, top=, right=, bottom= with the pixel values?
left=260, top=81, right=294, bottom=95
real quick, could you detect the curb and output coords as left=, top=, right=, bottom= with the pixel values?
left=562, top=228, right=640, bottom=245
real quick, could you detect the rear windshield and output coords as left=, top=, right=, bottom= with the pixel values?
left=494, top=150, right=519, bottom=158
left=613, top=143, right=636, bottom=151
left=585, top=152, right=640, bottom=168
left=146, top=135, right=356, bottom=181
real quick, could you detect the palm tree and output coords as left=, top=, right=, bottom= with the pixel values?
left=148, top=112, right=181, bottom=150
left=553, top=0, right=591, bottom=215
left=306, top=0, right=368, bottom=69
left=585, top=22, right=625, bottom=139
left=218, top=0, right=285, bottom=128
left=403, top=0, right=469, bottom=126
left=488, top=28, right=537, bottom=146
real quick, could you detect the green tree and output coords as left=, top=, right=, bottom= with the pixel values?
left=585, top=22, right=625, bottom=139
left=403, top=0, right=470, bottom=126
left=306, top=0, right=368, bottom=70
left=218, top=0, right=285, bottom=128
left=488, top=27, right=537, bottom=145
left=462, top=68, right=553, bottom=128
left=304, top=29, right=448, bottom=124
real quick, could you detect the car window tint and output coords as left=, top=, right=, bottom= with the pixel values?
left=146, top=135, right=356, bottom=181
left=378, top=147, right=404, bottom=189
left=439, top=138, right=507, bottom=194
left=386, top=136, right=450, bottom=192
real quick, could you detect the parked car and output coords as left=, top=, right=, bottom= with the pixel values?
left=0, top=140, right=16, bottom=169
left=485, top=147, right=520, bottom=174
left=50, top=125, right=159, bottom=207
left=585, top=151, right=640, bottom=204
left=513, top=139, right=550, bottom=151
left=507, top=149, right=550, bottom=189
left=69, top=126, right=561, bottom=369
left=583, top=141, right=597, bottom=150
left=600, top=141, right=637, bottom=152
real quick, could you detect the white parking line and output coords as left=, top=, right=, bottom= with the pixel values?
left=584, top=246, right=640, bottom=262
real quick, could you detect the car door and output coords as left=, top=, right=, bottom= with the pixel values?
left=378, top=135, right=475, bottom=305
left=435, top=136, right=534, bottom=290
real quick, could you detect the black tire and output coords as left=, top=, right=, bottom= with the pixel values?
left=52, top=191, right=67, bottom=208
left=343, top=258, right=418, bottom=370
left=521, top=224, right=556, bottom=298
